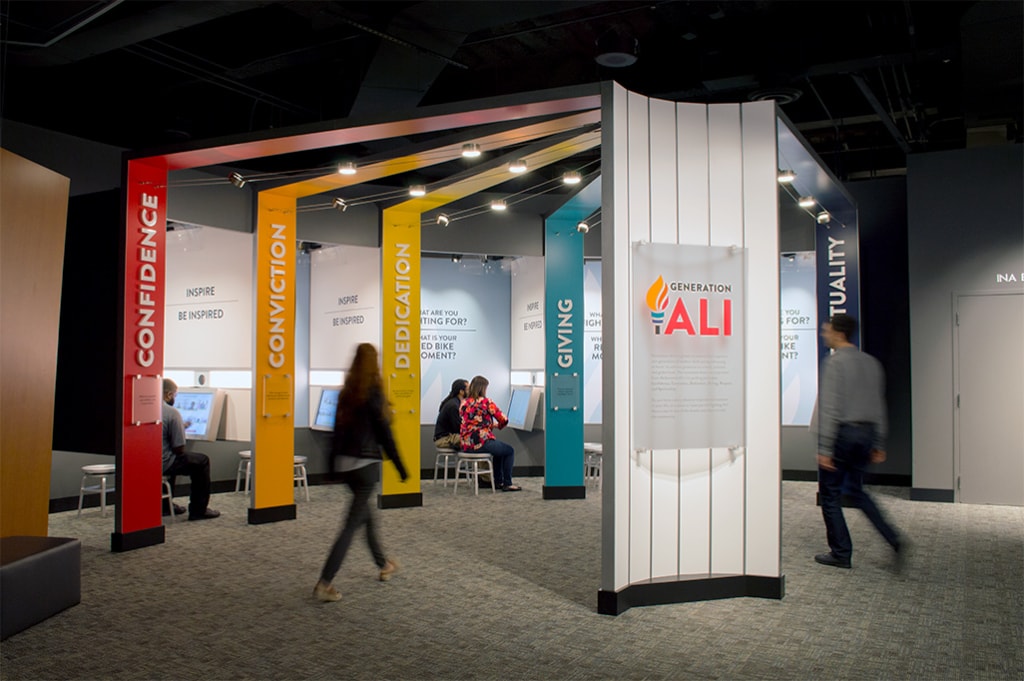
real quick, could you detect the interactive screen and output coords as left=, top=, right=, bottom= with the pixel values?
left=506, top=385, right=540, bottom=431
left=172, top=388, right=225, bottom=442
left=312, top=387, right=341, bottom=432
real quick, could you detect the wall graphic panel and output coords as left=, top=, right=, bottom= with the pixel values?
left=583, top=260, right=603, bottom=423
left=309, top=244, right=382, bottom=370
left=510, top=256, right=545, bottom=370
left=780, top=252, right=818, bottom=425
left=420, top=258, right=511, bottom=423
left=165, top=226, right=253, bottom=369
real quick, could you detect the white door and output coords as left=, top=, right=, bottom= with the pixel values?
left=956, top=292, right=1024, bottom=506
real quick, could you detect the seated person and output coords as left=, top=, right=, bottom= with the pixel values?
left=162, top=379, right=220, bottom=521
left=459, top=375, right=520, bottom=492
left=433, top=378, right=467, bottom=450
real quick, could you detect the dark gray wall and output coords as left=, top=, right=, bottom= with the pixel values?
left=907, top=144, right=1024, bottom=494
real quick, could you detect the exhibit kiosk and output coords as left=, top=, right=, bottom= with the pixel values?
left=106, top=81, right=869, bottom=613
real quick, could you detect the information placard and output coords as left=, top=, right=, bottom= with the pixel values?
left=131, top=375, right=163, bottom=425
left=632, top=242, right=746, bottom=450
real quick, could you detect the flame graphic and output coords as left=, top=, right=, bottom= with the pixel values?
left=645, top=276, right=669, bottom=312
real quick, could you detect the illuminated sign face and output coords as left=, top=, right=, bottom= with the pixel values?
left=644, top=276, right=733, bottom=336
left=632, top=243, right=746, bottom=450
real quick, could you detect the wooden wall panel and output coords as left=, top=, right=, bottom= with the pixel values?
left=1, top=149, right=70, bottom=537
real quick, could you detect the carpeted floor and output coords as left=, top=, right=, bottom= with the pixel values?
left=2, top=478, right=1021, bottom=680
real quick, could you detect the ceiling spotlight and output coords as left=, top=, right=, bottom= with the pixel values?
left=595, top=29, right=638, bottom=68
left=436, top=213, right=450, bottom=226
left=228, top=172, right=246, bottom=188
left=490, top=199, right=507, bottom=211
left=562, top=171, right=582, bottom=185
left=409, top=185, right=427, bottom=197
left=777, top=169, right=796, bottom=184
left=332, top=197, right=348, bottom=212
left=798, top=196, right=816, bottom=208
left=509, top=159, right=528, bottom=173
left=337, top=162, right=357, bottom=175
left=577, top=221, right=590, bottom=234
left=461, top=143, right=481, bottom=158
left=451, top=254, right=462, bottom=263
left=816, top=211, right=832, bottom=224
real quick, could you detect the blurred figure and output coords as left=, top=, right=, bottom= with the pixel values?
left=314, top=343, right=408, bottom=603
left=815, top=314, right=906, bottom=571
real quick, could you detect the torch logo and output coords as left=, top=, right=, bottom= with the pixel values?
left=645, top=276, right=669, bottom=334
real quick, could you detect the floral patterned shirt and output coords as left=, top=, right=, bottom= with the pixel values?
left=459, top=396, right=508, bottom=451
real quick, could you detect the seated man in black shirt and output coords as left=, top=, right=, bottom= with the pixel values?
left=433, top=379, right=467, bottom=450
left=162, top=379, right=220, bottom=521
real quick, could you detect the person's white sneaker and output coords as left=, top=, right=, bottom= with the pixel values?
left=313, top=581, right=342, bottom=602
left=379, top=559, right=399, bottom=582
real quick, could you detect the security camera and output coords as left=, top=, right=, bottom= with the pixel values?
left=576, top=221, right=590, bottom=234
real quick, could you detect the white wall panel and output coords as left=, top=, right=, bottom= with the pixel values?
left=709, top=449, right=745, bottom=573
left=602, top=85, right=782, bottom=594
left=676, top=102, right=713, bottom=574
left=648, top=97, right=682, bottom=578
left=601, top=82, right=633, bottom=591
left=677, top=103, right=710, bottom=244
left=707, top=103, right=747, bottom=574
left=742, top=101, right=782, bottom=576
left=626, top=90, right=653, bottom=583
left=679, top=455, right=712, bottom=574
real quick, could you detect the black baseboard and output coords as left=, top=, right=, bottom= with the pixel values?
left=783, top=469, right=912, bottom=487
left=910, top=487, right=954, bottom=503
left=110, top=526, right=164, bottom=552
left=247, top=504, right=296, bottom=525
left=379, top=492, right=423, bottom=509
left=598, top=574, right=785, bottom=616
left=543, top=485, right=586, bottom=500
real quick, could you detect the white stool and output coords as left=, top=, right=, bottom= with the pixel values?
left=235, top=450, right=252, bottom=494
left=162, top=475, right=180, bottom=523
left=454, top=452, right=496, bottom=496
left=78, top=464, right=116, bottom=516
left=433, top=448, right=459, bottom=487
left=294, top=455, right=310, bottom=502
left=584, top=442, right=603, bottom=489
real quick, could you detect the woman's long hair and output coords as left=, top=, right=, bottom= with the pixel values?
left=337, top=343, right=387, bottom=425
left=438, top=378, right=468, bottom=413
left=466, top=375, right=489, bottom=399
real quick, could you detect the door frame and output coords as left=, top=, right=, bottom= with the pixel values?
left=952, top=288, right=1024, bottom=504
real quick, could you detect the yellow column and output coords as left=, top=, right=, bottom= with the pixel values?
left=380, top=208, right=423, bottom=508
left=250, top=191, right=297, bottom=523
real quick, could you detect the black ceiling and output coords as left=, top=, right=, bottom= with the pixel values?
left=2, top=0, right=1021, bottom=182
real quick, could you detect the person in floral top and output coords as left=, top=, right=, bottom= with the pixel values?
left=459, top=375, right=521, bottom=492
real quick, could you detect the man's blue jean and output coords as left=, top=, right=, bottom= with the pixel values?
left=477, top=439, right=515, bottom=487
left=819, top=423, right=900, bottom=562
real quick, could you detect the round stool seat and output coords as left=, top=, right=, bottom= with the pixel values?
left=82, top=463, right=116, bottom=475
left=293, top=455, right=307, bottom=464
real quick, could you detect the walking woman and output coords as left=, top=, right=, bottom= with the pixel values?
left=314, top=343, right=408, bottom=603
left=459, top=375, right=521, bottom=491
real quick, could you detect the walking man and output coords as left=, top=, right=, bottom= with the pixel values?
left=815, top=313, right=905, bottom=570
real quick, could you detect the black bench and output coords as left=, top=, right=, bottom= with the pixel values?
left=1, top=535, right=81, bottom=640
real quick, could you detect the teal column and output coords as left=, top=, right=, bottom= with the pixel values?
left=543, top=215, right=586, bottom=499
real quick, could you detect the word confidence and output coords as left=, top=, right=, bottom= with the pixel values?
left=134, top=192, right=161, bottom=367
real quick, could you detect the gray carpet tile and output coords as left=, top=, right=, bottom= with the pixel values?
left=1, top=479, right=1021, bottom=680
